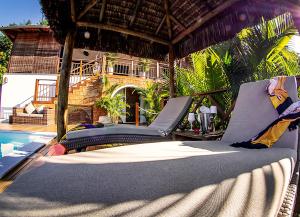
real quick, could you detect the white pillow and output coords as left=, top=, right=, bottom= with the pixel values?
left=25, top=103, right=36, bottom=114
left=36, top=105, right=45, bottom=114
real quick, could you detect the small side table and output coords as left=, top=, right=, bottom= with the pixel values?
left=172, top=130, right=224, bottom=141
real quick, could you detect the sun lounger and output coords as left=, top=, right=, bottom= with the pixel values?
left=60, top=96, right=193, bottom=152
left=0, top=77, right=298, bottom=217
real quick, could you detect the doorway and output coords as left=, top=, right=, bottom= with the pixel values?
left=125, top=87, right=139, bottom=123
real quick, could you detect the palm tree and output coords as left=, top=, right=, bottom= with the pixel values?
left=136, top=82, right=168, bottom=124
left=221, top=13, right=299, bottom=95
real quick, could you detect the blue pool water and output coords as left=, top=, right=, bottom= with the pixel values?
left=0, top=131, right=54, bottom=159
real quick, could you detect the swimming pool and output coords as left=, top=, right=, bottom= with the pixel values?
left=0, top=131, right=54, bottom=158
left=0, top=130, right=55, bottom=178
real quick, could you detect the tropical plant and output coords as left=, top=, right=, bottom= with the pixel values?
left=0, top=34, right=12, bottom=84
left=96, top=93, right=129, bottom=123
left=95, top=76, right=129, bottom=123
left=220, top=13, right=300, bottom=95
left=174, top=48, right=232, bottom=111
left=138, top=58, right=151, bottom=72
left=136, top=81, right=168, bottom=124
left=105, top=52, right=117, bottom=68
left=164, top=13, right=299, bottom=126
left=176, top=48, right=229, bottom=95
left=39, top=18, right=49, bottom=26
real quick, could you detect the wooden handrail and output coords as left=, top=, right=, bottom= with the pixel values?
left=34, top=79, right=57, bottom=104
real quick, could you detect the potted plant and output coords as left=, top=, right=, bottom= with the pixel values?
left=96, top=81, right=130, bottom=124
left=96, top=94, right=129, bottom=124
left=105, top=52, right=117, bottom=74
left=138, top=58, right=151, bottom=77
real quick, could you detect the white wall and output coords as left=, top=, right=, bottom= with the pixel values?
left=1, top=74, right=57, bottom=119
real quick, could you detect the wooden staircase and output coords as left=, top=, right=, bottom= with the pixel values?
left=33, top=59, right=102, bottom=106
left=68, top=76, right=102, bottom=105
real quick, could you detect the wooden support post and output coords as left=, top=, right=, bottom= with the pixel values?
left=101, top=55, right=106, bottom=74
left=55, top=77, right=59, bottom=97
left=168, top=45, right=175, bottom=98
left=131, top=60, right=134, bottom=76
left=156, top=62, right=160, bottom=79
left=79, top=60, right=83, bottom=81
left=57, top=30, right=76, bottom=141
left=135, top=102, right=139, bottom=127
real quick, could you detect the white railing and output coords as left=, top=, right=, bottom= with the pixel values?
left=107, top=57, right=168, bottom=80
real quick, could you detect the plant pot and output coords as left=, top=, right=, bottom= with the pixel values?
left=98, top=116, right=112, bottom=124
left=139, top=71, right=146, bottom=77
left=107, top=67, right=114, bottom=74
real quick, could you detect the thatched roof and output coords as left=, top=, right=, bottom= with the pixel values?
left=0, top=25, right=51, bottom=41
left=40, top=0, right=300, bottom=61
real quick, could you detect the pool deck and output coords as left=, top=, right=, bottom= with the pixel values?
left=0, top=126, right=58, bottom=192
left=0, top=123, right=77, bottom=133
left=0, top=123, right=56, bottom=132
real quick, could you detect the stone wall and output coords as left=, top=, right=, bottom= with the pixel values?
left=105, top=74, right=151, bottom=89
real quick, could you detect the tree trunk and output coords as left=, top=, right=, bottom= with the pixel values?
left=57, top=30, right=76, bottom=141
left=168, top=44, right=175, bottom=98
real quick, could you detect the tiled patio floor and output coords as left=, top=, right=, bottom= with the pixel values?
left=0, top=123, right=57, bottom=132
left=0, top=123, right=77, bottom=133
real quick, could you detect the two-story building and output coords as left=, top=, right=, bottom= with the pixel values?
left=0, top=25, right=168, bottom=124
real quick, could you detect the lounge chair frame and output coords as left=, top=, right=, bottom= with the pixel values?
left=278, top=131, right=300, bottom=217
left=60, top=97, right=193, bottom=152
left=61, top=134, right=172, bottom=152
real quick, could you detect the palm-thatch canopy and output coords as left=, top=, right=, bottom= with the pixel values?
left=41, top=0, right=300, bottom=61
left=39, top=0, right=300, bottom=140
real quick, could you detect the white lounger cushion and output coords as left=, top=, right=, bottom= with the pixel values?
left=148, top=96, right=193, bottom=134
left=0, top=141, right=296, bottom=217
left=67, top=125, right=163, bottom=140
left=222, top=76, right=299, bottom=150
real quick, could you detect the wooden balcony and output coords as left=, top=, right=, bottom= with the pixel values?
left=57, top=56, right=169, bottom=80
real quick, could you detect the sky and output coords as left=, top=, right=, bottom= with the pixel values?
left=0, top=0, right=43, bottom=27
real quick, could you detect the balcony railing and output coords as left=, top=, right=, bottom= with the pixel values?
left=106, top=57, right=168, bottom=80
left=57, top=57, right=168, bottom=80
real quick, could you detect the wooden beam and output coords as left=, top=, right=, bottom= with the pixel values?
left=155, top=15, right=166, bottom=35
left=170, top=0, right=182, bottom=9
left=99, top=0, right=106, bottom=22
left=169, top=15, right=186, bottom=29
left=70, top=0, right=76, bottom=22
left=168, top=44, right=175, bottom=98
left=77, top=21, right=169, bottom=45
left=78, top=0, right=98, bottom=20
left=164, top=0, right=172, bottom=39
left=169, top=14, right=194, bottom=39
left=129, top=0, right=142, bottom=27
left=172, top=0, right=239, bottom=44
left=57, top=29, right=76, bottom=141
left=98, top=0, right=106, bottom=35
